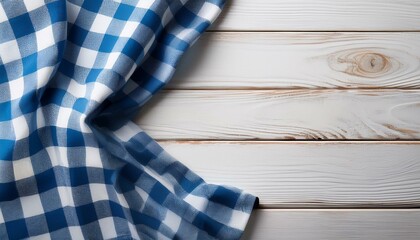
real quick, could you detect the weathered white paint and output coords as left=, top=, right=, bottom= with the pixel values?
left=153, top=0, right=420, bottom=238
left=135, top=90, right=420, bottom=140
left=210, top=0, right=420, bottom=31
left=170, top=32, right=420, bottom=89
left=160, top=141, right=420, bottom=207
left=241, top=209, right=420, bottom=240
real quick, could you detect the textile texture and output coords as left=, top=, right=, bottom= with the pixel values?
left=0, top=0, right=257, bottom=239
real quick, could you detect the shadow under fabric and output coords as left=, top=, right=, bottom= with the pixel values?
left=0, top=0, right=258, bottom=239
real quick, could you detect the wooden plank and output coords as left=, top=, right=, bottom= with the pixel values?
left=210, top=0, right=420, bottom=31
left=241, top=209, right=420, bottom=240
left=170, top=32, right=420, bottom=89
left=135, top=90, right=420, bottom=140
left=160, top=141, right=420, bottom=207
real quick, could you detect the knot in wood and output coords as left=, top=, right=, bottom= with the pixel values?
left=328, top=49, right=392, bottom=78
left=358, top=53, right=388, bottom=74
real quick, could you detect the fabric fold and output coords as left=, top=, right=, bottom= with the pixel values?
left=0, top=0, right=257, bottom=239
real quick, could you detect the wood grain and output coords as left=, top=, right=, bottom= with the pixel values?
left=211, top=0, right=420, bottom=31
left=160, top=141, right=420, bottom=207
left=170, top=32, right=420, bottom=89
left=241, top=209, right=420, bottom=240
left=135, top=90, right=420, bottom=140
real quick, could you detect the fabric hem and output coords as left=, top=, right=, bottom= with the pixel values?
left=234, top=194, right=259, bottom=240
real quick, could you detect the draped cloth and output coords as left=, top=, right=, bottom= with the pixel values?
left=0, top=0, right=257, bottom=239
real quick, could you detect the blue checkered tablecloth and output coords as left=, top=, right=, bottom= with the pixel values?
left=0, top=0, right=257, bottom=239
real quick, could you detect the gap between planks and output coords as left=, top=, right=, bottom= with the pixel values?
left=206, top=30, right=420, bottom=33
left=164, top=87, right=420, bottom=91
left=158, top=140, right=420, bottom=143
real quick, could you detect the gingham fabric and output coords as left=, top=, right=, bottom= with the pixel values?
left=0, top=0, right=257, bottom=239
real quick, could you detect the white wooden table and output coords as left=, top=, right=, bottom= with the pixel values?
left=136, top=1, right=420, bottom=239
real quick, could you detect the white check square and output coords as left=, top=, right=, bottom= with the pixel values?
left=228, top=209, right=250, bottom=230
left=104, top=52, right=119, bottom=69
left=67, top=79, right=86, bottom=98
left=36, top=107, right=45, bottom=128
left=46, top=146, right=69, bottom=167
left=56, top=107, right=72, bottom=128
left=0, top=5, right=7, bottom=23
left=12, top=115, right=29, bottom=140
left=23, top=0, right=45, bottom=12
left=161, top=8, right=173, bottom=26
left=0, top=40, right=21, bottom=64
left=37, top=66, right=54, bottom=89
left=120, top=21, right=138, bottom=38
left=20, top=194, right=44, bottom=218
left=36, top=25, right=55, bottom=51
left=163, top=210, right=182, bottom=232
left=88, top=82, right=112, bottom=103
left=183, top=194, right=208, bottom=211
left=13, top=157, right=34, bottom=181
left=85, top=147, right=102, bottom=167
left=0, top=208, right=4, bottom=223
left=90, top=183, right=109, bottom=202
left=66, top=2, right=81, bottom=24
left=57, top=186, right=75, bottom=207
left=76, top=47, right=97, bottom=68
left=197, top=2, right=221, bottom=21
left=98, top=218, right=117, bottom=239
left=69, top=227, right=84, bottom=239
left=91, top=14, right=112, bottom=34
left=9, top=77, right=24, bottom=100
left=136, top=0, right=154, bottom=9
